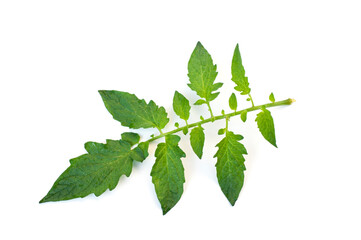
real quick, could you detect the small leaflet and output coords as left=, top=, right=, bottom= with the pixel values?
left=269, top=92, right=275, bottom=103
left=218, top=128, right=226, bottom=135
left=255, top=108, right=277, bottom=147
left=190, top=126, right=205, bottom=159
left=229, top=93, right=237, bottom=111
left=173, top=91, right=191, bottom=121
left=240, top=110, right=247, bottom=123
left=121, top=132, right=140, bottom=146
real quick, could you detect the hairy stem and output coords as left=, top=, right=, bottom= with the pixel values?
left=147, top=98, right=295, bottom=143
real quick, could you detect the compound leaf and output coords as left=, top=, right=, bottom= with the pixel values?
left=99, top=90, right=169, bottom=130
left=40, top=139, right=148, bottom=203
left=188, top=42, right=222, bottom=102
left=173, top=91, right=191, bottom=121
left=190, top=126, right=205, bottom=159
left=255, top=108, right=277, bottom=147
left=231, top=44, right=251, bottom=95
left=151, top=135, right=186, bottom=215
left=214, top=131, right=247, bottom=206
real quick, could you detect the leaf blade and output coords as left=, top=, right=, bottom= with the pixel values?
left=121, top=132, right=140, bottom=146
left=269, top=92, right=275, bottom=103
left=214, top=131, right=247, bottom=206
left=40, top=139, right=149, bottom=203
left=194, top=99, right=207, bottom=105
left=231, top=44, right=251, bottom=95
left=188, top=42, right=222, bottom=102
left=99, top=90, right=169, bottom=130
left=173, top=91, right=191, bottom=121
left=130, top=142, right=149, bottom=162
left=190, top=126, right=205, bottom=159
left=255, top=108, right=277, bottom=147
left=229, top=93, right=237, bottom=111
left=150, top=135, right=186, bottom=214
left=240, top=110, right=247, bottom=122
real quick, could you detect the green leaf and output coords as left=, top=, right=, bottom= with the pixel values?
left=131, top=142, right=149, bottom=162
left=182, top=127, right=189, bottom=135
left=121, top=132, right=140, bottom=146
left=194, top=99, right=207, bottom=105
left=218, top=128, right=225, bottom=135
left=269, top=92, right=275, bottom=103
left=255, top=108, right=277, bottom=147
left=151, top=135, right=186, bottom=214
left=40, top=139, right=148, bottom=203
left=231, top=44, right=251, bottom=95
left=240, top=110, right=247, bottom=122
left=214, top=131, right=247, bottom=206
left=99, top=90, right=169, bottom=130
left=190, top=126, right=205, bottom=159
left=173, top=91, right=191, bottom=121
left=229, top=93, right=237, bottom=111
left=188, top=42, right=222, bottom=102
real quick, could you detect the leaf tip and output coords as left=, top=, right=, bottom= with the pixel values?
left=162, top=208, right=170, bottom=215
left=98, top=90, right=106, bottom=95
left=39, top=195, right=50, bottom=204
left=225, top=194, right=238, bottom=206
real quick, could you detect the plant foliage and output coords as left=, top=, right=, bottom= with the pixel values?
left=40, top=42, right=294, bottom=214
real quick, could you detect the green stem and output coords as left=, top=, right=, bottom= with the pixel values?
left=225, top=116, right=229, bottom=132
left=206, top=101, right=215, bottom=119
left=147, top=98, right=295, bottom=143
left=157, top=127, right=163, bottom=135
left=248, top=93, right=255, bottom=107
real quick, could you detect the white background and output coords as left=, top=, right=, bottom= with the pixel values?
left=1, top=0, right=360, bottom=239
